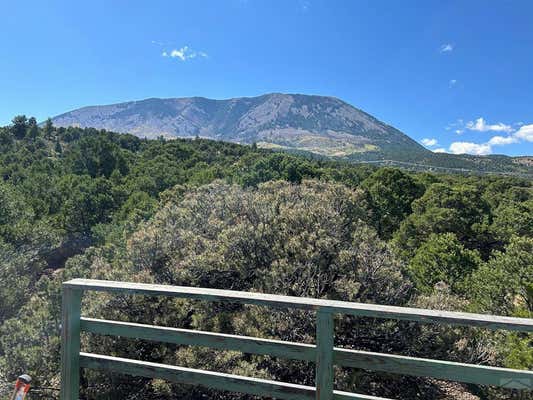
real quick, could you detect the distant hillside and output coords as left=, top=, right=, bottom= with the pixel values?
left=51, top=93, right=532, bottom=176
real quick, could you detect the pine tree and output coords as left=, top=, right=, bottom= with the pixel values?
left=11, top=115, right=27, bottom=139
left=43, top=118, right=54, bottom=139
left=55, top=140, right=62, bottom=154
left=26, top=117, right=39, bottom=140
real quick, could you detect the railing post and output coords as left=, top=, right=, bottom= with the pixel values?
left=315, top=308, right=334, bottom=400
left=60, top=285, right=83, bottom=400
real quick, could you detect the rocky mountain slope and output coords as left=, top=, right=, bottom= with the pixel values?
left=51, top=94, right=428, bottom=158
left=51, top=93, right=531, bottom=176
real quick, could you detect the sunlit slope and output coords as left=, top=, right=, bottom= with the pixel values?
left=51, top=93, right=427, bottom=158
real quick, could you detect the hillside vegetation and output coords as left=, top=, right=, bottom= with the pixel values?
left=50, top=94, right=532, bottom=176
left=0, top=116, right=531, bottom=399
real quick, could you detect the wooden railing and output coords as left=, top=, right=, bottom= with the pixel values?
left=60, top=279, right=533, bottom=399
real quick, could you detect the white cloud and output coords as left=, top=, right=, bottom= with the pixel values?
left=455, top=129, right=464, bottom=135
left=171, top=48, right=188, bottom=60
left=440, top=121, right=531, bottom=156
left=421, top=138, right=438, bottom=147
left=162, top=46, right=208, bottom=61
left=514, top=124, right=533, bottom=142
left=449, top=79, right=457, bottom=87
left=465, top=117, right=512, bottom=133
left=440, top=43, right=454, bottom=53
left=488, top=135, right=518, bottom=146
left=433, top=148, right=447, bottom=153
left=449, top=141, right=492, bottom=155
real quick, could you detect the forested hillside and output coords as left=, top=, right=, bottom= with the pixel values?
left=50, top=94, right=533, bottom=176
left=0, top=116, right=531, bottom=399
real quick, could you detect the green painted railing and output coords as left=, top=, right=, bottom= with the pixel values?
left=60, top=279, right=533, bottom=400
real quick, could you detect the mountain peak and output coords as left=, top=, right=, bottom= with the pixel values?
left=51, top=93, right=427, bottom=159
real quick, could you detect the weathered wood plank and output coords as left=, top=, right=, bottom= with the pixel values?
left=80, top=318, right=533, bottom=389
left=334, top=390, right=390, bottom=400
left=80, top=317, right=315, bottom=361
left=79, top=353, right=390, bottom=400
left=316, top=309, right=334, bottom=400
left=60, top=286, right=82, bottom=400
left=64, top=279, right=533, bottom=332
left=334, top=348, right=533, bottom=390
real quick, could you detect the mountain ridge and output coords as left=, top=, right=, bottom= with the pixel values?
left=51, top=93, right=427, bottom=156
left=50, top=93, right=531, bottom=176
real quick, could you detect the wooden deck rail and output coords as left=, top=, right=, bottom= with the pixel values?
left=60, top=279, right=533, bottom=400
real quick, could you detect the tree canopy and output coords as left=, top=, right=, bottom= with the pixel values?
left=0, top=118, right=531, bottom=399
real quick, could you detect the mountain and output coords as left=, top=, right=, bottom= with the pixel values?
left=51, top=93, right=531, bottom=176
left=51, top=94, right=427, bottom=157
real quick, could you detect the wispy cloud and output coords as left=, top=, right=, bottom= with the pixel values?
left=162, top=46, right=208, bottom=61
left=446, top=119, right=463, bottom=131
left=465, top=117, right=512, bottom=133
left=300, top=0, right=310, bottom=11
left=448, top=117, right=512, bottom=134
left=421, top=138, right=438, bottom=147
left=440, top=43, right=454, bottom=53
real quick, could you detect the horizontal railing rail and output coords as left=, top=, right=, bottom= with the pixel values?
left=64, top=279, right=533, bottom=331
left=61, top=279, right=533, bottom=400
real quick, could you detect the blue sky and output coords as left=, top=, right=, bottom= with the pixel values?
left=1, top=0, right=532, bottom=156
